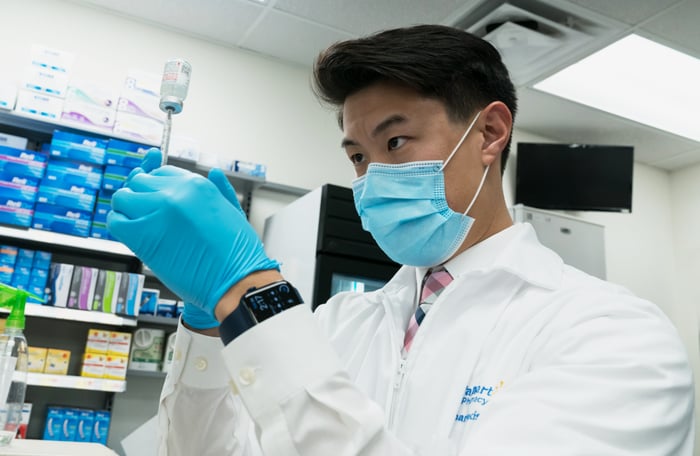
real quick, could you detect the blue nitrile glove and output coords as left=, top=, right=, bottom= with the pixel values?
left=107, top=162, right=280, bottom=317
left=183, top=303, right=220, bottom=330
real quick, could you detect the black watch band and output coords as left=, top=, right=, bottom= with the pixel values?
left=219, top=280, right=304, bottom=345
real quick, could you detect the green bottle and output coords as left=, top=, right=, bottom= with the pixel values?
left=0, top=283, right=36, bottom=446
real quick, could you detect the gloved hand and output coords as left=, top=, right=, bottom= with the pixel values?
left=107, top=153, right=279, bottom=319
left=183, top=303, right=220, bottom=330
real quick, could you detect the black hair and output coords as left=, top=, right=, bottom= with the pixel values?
left=313, top=24, right=517, bottom=174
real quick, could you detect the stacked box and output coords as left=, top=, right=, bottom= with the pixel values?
left=0, top=80, right=17, bottom=111
left=90, top=189, right=113, bottom=240
left=33, top=130, right=108, bottom=237
left=28, top=250, right=51, bottom=303
left=61, top=81, right=118, bottom=132
left=105, top=139, right=150, bottom=168
left=80, top=352, right=105, bottom=378
left=0, top=145, right=47, bottom=228
left=0, top=245, right=17, bottom=284
left=15, top=45, right=74, bottom=120
left=114, top=70, right=163, bottom=144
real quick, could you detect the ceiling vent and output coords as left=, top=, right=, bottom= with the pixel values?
left=456, top=1, right=624, bottom=87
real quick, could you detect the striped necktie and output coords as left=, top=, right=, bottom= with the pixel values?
left=403, top=267, right=454, bottom=353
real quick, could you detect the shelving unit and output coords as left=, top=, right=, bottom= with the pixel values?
left=0, top=110, right=159, bottom=147
left=0, top=226, right=134, bottom=259
left=136, top=314, right=177, bottom=327
left=27, top=373, right=126, bottom=393
left=0, top=303, right=137, bottom=327
left=0, top=106, right=308, bottom=445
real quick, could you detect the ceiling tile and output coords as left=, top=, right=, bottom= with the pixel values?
left=273, top=0, right=464, bottom=35
left=641, top=0, right=700, bottom=58
left=239, top=9, right=355, bottom=66
left=564, top=0, right=684, bottom=26
left=71, top=0, right=264, bottom=44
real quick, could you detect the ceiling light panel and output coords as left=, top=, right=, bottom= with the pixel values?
left=534, top=34, right=700, bottom=142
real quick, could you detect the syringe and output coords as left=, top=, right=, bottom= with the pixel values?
left=159, top=59, right=192, bottom=167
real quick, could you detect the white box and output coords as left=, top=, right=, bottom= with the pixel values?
left=0, top=132, right=28, bottom=150
left=65, top=81, right=118, bottom=108
left=0, top=81, right=17, bottom=110
left=15, top=89, right=64, bottom=120
left=62, top=100, right=116, bottom=130
left=113, top=111, right=163, bottom=145
left=30, top=44, right=75, bottom=74
left=23, top=65, right=70, bottom=97
left=124, top=69, right=160, bottom=97
left=117, top=88, right=164, bottom=121
left=107, top=331, right=132, bottom=357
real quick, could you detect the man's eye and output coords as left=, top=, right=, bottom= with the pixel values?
left=349, top=153, right=365, bottom=165
left=388, top=137, right=407, bottom=150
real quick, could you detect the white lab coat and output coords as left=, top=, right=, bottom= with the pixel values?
left=158, top=223, right=694, bottom=455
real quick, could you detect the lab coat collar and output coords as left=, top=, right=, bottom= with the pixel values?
left=414, top=223, right=563, bottom=291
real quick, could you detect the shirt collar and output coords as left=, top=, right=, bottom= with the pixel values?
left=414, top=223, right=563, bottom=291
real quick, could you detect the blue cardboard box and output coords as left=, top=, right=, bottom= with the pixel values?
left=37, top=184, right=97, bottom=212
left=0, top=145, right=47, bottom=179
left=0, top=180, right=38, bottom=204
left=0, top=172, right=41, bottom=188
left=105, top=138, right=150, bottom=168
left=102, top=165, right=132, bottom=191
left=32, top=250, right=52, bottom=270
left=16, top=249, right=35, bottom=268
left=89, top=221, right=110, bottom=239
left=42, top=407, right=65, bottom=441
left=44, top=160, right=103, bottom=191
left=50, top=130, right=108, bottom=166
left=32, top=203, right=92, bottom=237
left=0, top=205, right=34, bottom=228
left=91, top=410, right=111, bottom=445
left=75, top=409, right=95, bottom=443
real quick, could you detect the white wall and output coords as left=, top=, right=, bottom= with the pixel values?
left=670, top=163, right=700, bottom=448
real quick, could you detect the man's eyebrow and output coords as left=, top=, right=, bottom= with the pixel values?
left=340, top=114, right=408, bottom=148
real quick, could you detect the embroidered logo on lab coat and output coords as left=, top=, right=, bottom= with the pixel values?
left=454, top=380, right=505, bottom=423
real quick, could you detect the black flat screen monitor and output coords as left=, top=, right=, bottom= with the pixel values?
left=515, top=143, right=634, bottom=213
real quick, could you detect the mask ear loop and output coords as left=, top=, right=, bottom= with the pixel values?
left=464, top=164, right=490, bottom=215
left=440, top=111, right=482, bottom=172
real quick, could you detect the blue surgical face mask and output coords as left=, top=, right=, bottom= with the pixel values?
left=352, top=111, right=488, bottom=267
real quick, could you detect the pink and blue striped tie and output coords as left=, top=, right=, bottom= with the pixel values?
left=403, top=267, right=453, bottom=353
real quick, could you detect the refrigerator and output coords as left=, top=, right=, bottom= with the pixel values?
left=263, top=184, right=400, bottom=310
left=511, top=204, right=607, bottom=280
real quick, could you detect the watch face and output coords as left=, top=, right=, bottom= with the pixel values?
left=246, top=281, right=303, bottom=322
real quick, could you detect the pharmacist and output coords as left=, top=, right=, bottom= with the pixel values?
left=108, top=25, right=694, bottom=456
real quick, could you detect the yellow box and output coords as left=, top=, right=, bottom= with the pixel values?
left=28, top=347, right=48, bottom=373
left=44, top=349, right=71, bottom=375
left=80, top=352, right=105, bottom=378
left=107, top=331, right=132, bottom=357
left=85, top=329, right=110, bottom=354
left=104, top=355, right=128, bottom=380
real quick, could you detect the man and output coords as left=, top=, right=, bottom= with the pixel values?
left=109, top=25, right=694, bottom=455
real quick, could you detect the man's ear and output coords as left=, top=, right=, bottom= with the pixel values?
left=480, top=101, right=512, bottom=168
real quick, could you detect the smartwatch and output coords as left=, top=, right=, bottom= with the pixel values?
left=219, top=280, right=304, bottom=345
